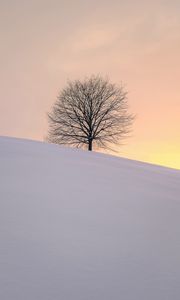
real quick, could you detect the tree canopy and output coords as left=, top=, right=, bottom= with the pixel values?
left=47, top=75, right=134, bottom=151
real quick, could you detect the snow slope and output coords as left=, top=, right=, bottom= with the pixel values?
left=0, top=136, right=180, bottom=300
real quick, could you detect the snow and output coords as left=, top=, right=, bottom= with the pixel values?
left=0, top=136, right=180, bottom=300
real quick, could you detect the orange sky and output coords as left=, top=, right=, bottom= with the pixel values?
left=0, top=0, right=179, bottom=169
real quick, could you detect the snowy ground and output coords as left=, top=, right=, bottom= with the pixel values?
left=0, top=136, right=180, bottom=300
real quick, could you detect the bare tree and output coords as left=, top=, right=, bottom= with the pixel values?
left=47, top=75, right=134, bottom=151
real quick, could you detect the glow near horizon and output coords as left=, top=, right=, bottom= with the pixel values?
left=0, top=0, right=179, bottom=169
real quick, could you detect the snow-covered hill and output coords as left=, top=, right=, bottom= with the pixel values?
left=0, top=136, right=180, bottom=300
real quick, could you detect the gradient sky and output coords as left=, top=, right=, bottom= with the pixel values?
left=0, top=0, right=179, bottom=169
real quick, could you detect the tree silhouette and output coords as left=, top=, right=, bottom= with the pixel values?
left=47, top=75, right=134, bottom=151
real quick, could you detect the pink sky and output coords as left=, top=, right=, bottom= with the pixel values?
left=0, top=0, right=179, bottom=168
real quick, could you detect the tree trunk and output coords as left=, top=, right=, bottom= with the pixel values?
left=88, top=139, right=92, bottom=151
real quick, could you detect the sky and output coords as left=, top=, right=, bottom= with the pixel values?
left=0, top=0, right=179, bottom=169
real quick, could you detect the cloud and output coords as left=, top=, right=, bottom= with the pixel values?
left=67, top=27, right=119, bottom=53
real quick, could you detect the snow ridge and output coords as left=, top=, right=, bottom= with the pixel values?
left=0, top=136, right=180, bottom=300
